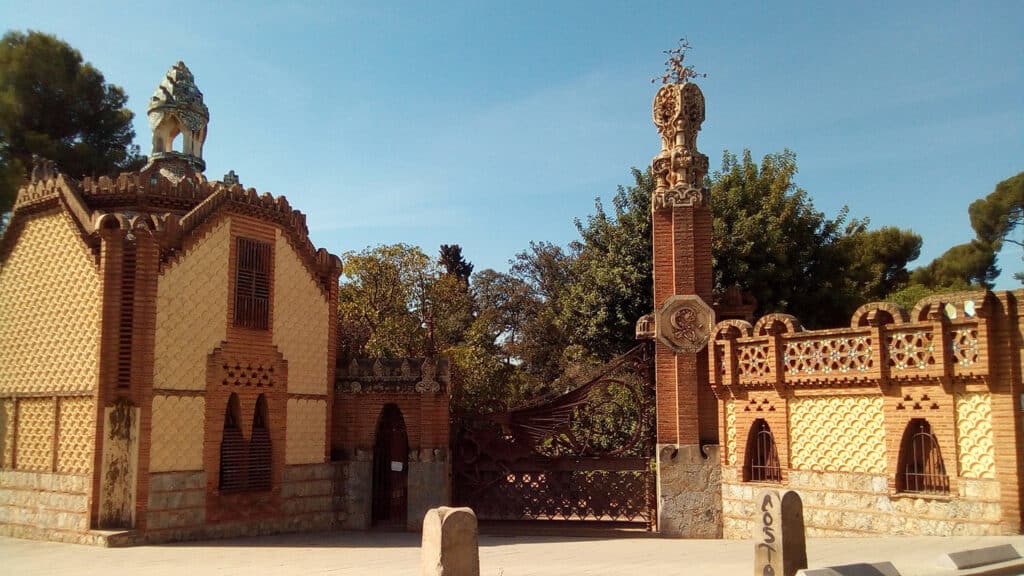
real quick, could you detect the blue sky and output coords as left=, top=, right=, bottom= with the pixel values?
left=3, top=1, right=1022, bottom=288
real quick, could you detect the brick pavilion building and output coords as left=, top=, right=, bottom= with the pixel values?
left=0, top=62, right=450, bottom=544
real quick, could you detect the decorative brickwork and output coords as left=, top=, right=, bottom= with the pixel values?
left=153, top=218, right=230, bottom=390
left=16, top=398, right=54, bottom=471
left=286, top=398, right=326, bottom=465
left=273, top=231, right=329, bottom=396
left=151, top=395, right=205, bottom=472
left=56, top=397, right=95, bottom=475
left=712, top=290, right=1023, bottom=536
left=0, top=399, right=12, bottom=467
left=0, top=211, right=100, bottom=394
left=784, top=335, right=873, bottom=376
left=887, top=328, right=936, bottom=371
left=725, top=400, right=736, bottom=465
left=738, top=342, right=771, bottom=381
left=789, top=396, right=886, bottom=474
left=956, top=392, right=995, bottom=480
left=951, top=328, right=980, bottom=368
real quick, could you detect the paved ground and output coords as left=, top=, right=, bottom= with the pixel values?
left=2, top=531, right=1023, bottom=575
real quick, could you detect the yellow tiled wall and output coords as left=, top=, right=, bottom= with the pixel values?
left=150, top=395, right=205, bottom=472
left=272, top=231, right=329, bottom=396
left=956, top=392, right=995, bottom=479
left=57, top=397, right=95, bottom=474
left=16, top=398, right=55, bottom=471
left=153, top=218, right=231, bottom=391
left=285, top=398, right=326, bottom=464
left=0, top=211, right=100, bottom=394
left=789, top=396, right=887, bottom=474
left=1, top=399, right=13, bottom=468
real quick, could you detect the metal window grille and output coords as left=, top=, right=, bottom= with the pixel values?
left=746, top=419, right=782, bottom=482
left=248, top=396, right=272, bottom=491
left=219, top=396, right=247, bottom=492
left=234, top=238, right=271, bottom=329
left=898, top=419, right=949, bottom=494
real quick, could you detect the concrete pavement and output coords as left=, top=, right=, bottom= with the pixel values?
left=2, top=531, right=1023, bottom=575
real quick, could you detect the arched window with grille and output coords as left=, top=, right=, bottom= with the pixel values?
left=743, top=419, right=781, bottom=482
left=248, top=394, right=272, bottom=491
left=219, top=393, right=246, bottom=492
left=897, top=418, right=949, bottom=494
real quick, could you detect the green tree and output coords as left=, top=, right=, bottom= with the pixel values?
left=910, top=241, right=998, bottom=289
left=710, top=149, right=860, bottom=326
left=509, top=242, right=574, bottom=383
left=838, top=225, right=922, bottom=302
left=0, top=30, right=143, bottom=217
left=909, top=171, right=1023, bottom=289
left=561, top=168, right=654, bottom=360
left=337, top=244, right=434, bottom=359
left=439, top=244, right=474, bottom=284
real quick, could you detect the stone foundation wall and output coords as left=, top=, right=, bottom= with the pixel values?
left=332, top=454, right=372, bottom=529
left=407, top=448, right=450, bottom=530
left=722, top=467, right=1002, bottom=538
left=656, top=444, right=722, bottom=537
left=135, top=464, right=333, bottom=544
left=0, top=470, right=91, bottom=542
left=280, top=463, right=333, bottom=521
left=146, top=471, right=206, bottom=535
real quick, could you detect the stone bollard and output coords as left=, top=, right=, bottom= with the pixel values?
left=753, top=489, right=807, bottom=576
left=421, top=506, right=480, bottom=576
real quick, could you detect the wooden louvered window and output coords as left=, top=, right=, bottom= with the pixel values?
left=248, top=395, right=272, bottom=491
left=234, top=238, right=271, bottom=329
left=897, top=419, right=949, bottom=494
left=744, top=419, right=782, bottom=483
left=219, top=394, right=246, bottom=492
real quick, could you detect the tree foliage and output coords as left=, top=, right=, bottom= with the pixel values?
left=561, top=168, right=653, bottom=360
left=909, top=171, right=1023, bottom=289
left=439, top=243, right=474, bottom=284
left=0, top=30, right=144, bottom=216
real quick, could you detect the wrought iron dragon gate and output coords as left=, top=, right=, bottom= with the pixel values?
left=452, top=343, right=656, bottom=529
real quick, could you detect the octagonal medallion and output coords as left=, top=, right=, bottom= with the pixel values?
left=656, top=294, right=714, bottom=353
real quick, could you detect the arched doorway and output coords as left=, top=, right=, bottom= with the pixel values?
left=372, top=404, right=408, bottom=527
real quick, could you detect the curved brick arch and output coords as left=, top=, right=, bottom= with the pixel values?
left=910, top=289, right=991, bottom=322
left=849, top=302, right=908, bottom=328
left=753, top=313, right=803, bottom=336
left=712, top=319, right=753, bottom=340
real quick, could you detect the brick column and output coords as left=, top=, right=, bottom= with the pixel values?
left=648, top=82, right=721, bottom=537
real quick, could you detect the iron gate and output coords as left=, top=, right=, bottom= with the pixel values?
left=452, top=343, right=656, bottom=529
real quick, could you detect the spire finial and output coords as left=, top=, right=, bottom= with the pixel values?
left=147, top=61, right=209, bottom=172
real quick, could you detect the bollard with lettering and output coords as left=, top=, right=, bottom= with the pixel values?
left=753, top=489, right=807, bottom=576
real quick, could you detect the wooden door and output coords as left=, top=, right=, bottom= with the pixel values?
left=372, top=404, right=408, bottom=526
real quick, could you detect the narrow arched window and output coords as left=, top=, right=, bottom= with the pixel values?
left=219, top=393, right=246, bottom=491
left=897, top=418, right=949, bottom=494
left=744, top=419, right=781, bottom=482
left=248, top=394, right=272, bottom=491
